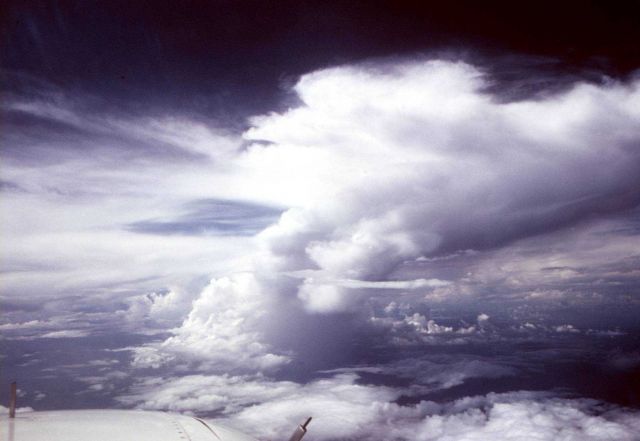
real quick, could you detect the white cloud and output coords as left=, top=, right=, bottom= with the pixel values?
left=119, top=373, right=381, bottom=416
left=133, top=273, right=289, bottom=371
left=228, top=391, right=640, bottom=441
left=0, top=95, right=256, bottom=311
left=297, top=281, right=348, bottom=313
left=124, top=288, right=196, bottom=327
left=344, top=278, right=450, bottom=289
left=324, top=354, right=517, bottom=392
left=369, top=309, right=497, bottom=346
left=5, top=58, right=640, bottom=373
left=0, top=317, right=83, bottom=334
left=117, top=371, right=640, bottom=441
left=119, top=372, right=402, bottom=439
left=0, top=320, right=47, bottom=330
left=288, top=272, right=450, bottom=313
left=130, top=346, right=175, bottom=370
left=554, top=324, right=580, bottom=333
left=237, top=59, right=640, bottom=314
left=0, top=405, right=34, bottom=415
left=38, top=330, right=90, bottom=338
left=74, top=371, right=130, bottom=395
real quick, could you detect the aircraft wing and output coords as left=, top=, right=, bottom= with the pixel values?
left=0, top=410, right=259, bottom=441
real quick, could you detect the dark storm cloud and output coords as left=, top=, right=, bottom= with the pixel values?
left=3, top=0, right=640, bottom=122
left=434, top=177, right=640, bottom=257
left=125, top=199, right=283, bottom=236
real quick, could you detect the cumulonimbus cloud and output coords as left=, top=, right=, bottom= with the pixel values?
left=248, top=60, right=640, bottom=279
left=134, top=58, right=640, bottom=371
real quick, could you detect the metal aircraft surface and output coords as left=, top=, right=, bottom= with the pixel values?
left=1, top=383, right=312, bottom=441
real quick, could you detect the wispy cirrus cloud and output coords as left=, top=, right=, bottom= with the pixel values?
left=0, top=85, right=257, bottom=320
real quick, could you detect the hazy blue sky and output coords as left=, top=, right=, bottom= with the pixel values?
left=2, top=2, right=640, bottom=439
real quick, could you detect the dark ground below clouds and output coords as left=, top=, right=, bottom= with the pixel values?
left=0, top=332, right=163, bottom=410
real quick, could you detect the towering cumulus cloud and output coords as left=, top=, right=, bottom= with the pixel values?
left=132, top=59, right=640, bottom=372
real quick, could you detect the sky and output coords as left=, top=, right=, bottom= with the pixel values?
left=2, top=1, right=640, bottom=440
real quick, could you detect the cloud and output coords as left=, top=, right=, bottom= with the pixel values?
left=75, top=371, right=130, bottom=395
left=339, top=278, right=450, bottom=289
left=38, top=330, right=90, bottom=339
left=0, top=317, right=95, bottom=340
left=368, top=308, right=499, bottom=346
left=118, top=373, right=378, bottom=415
left=238, top=59, right=640, bottom=312
left=0, top=320, right=48, bottom=330
left=124, top=199, right=283, bottom=237
left=0, top=91, right=256, bottom=314
left=117, top=371, right=640, bottom=441
left=324, top=354, right=517, bottom=392
left=119, top=372, right=403, bottom=438
left=133, top=59, right=640, bottom=369
left=5, top=58, right=640, bottom=377
left=132, top=273, right=289, bottom=371
left=242, top=390, right=640, bottom=441
left=293, top=275, right=450, bottom=313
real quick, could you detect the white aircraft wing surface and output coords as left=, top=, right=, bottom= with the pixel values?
left=0, top=410, right=259, bottom=441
